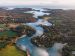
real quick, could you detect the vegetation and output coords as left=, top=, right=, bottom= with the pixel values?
left=0, top=24, right=26, bottom=56
left=0, top=41, right=7, bottom=49
left=0, top=30, right=18, bottom=49
left=49, top=10, right=75, bottom=51
left=0, top=24, right=9, bottom=30
left=62, top=45, right=72, bottom=56
left=0, top=45, right=26, bottom=56
left=24, top=25, right=36, bottom=37
left=31, top=26, right=60, bottom=48
left=0, top=30, right=18, bottom=37
left=0, top=9, right=75, bottom=56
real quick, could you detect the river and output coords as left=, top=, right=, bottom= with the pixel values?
left=16, top=20, right=67, bottom=56
left=16, top=8, right=67, bottom=56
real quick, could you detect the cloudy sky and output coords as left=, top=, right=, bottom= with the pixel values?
left=0, top=0, right=75, bottom=9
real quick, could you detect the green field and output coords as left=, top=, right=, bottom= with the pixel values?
left=0, top=24, right=6, bottom=28
left=0, top=24, right=8, bottom=30
left=0, top=45, right=26, bottom=56
left=0, top=24, right=26, bottom=56
left=0, top=30, right=18, bottom=37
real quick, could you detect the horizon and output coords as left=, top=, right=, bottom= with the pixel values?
left=0, top=5, right=75, bottom=10
left=0, top=0, right=75, bottom=9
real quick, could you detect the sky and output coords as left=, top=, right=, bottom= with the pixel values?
left=0, top=0, right=75, bottom=9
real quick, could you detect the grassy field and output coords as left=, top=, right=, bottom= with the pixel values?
left=0, top=24, right=8, bottom=30
left=0, top=24, right=26, bottom=56
left=0, top=30, right=18, bottom=37
left=0, top=24, right=6, bottom=28
left=0, top=45, right=26, bottom=56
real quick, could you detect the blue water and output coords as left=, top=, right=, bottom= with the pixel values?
left=16, top=36, right=63, bottom=56
left=26, top=23, right=44, bottom=37
left=16, top=22, right=44, bottom=55
left=16, top=36, right=50, bottom=56
left=16, top=36, right=35, bottom=53
left=16, top=22, right=63, bottom=56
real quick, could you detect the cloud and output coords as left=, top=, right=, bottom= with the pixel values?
left=0, top=0, right=75, bottom=9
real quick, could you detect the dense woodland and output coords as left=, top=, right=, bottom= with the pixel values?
left=49, top=10, right=75, bottom=48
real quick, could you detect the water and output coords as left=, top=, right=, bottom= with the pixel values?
left=16, top=36, right=34, bottom=53
left=48, top=43, right=67, bottom=56
left=16, top=36, right=66, bottom=56
left=24, top=8, right=50, bottom=18
left=16, top=22, right=66, bottom=56
left=16, top=36, right=49, bottom=56
left=26, top=22, right=44, bottom=37
left=16, top=8, right=66, bottom=56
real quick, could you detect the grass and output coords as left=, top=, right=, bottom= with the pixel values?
left=0, top=45, right=26, bottom=56
left=0, top=24, right=6, bottom=28
left=0, top=30, right=18, bottom=37
left=0, top=24, right=26, bottom=56
left=0, top=24, right=8, bottom=30
left=70, top=46, right=75, bottom=51
left=0, top=24, right=18, bottom=38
